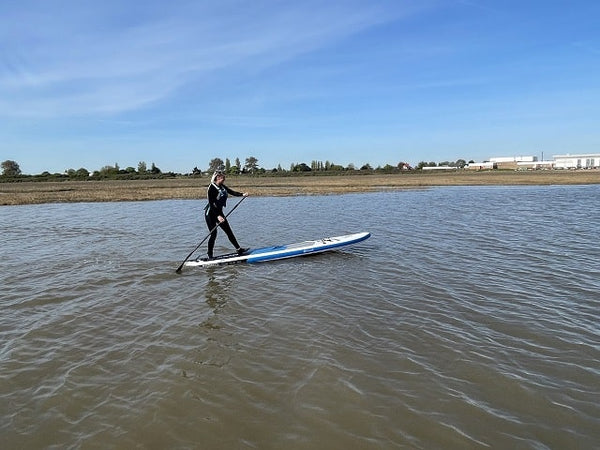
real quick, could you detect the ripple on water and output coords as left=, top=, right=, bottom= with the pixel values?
left=1, top=187, right=599, bottom=448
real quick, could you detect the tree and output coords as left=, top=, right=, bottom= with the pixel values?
left=360, top=163, right=372, bottom=171
left=138, top=161, right=147, bottom=174
left=244, top=156, right=259, bottom=173
left=292, top=162, right=311, bottom=172
left=76, top=168, right=90, bottom=178
left=1, top=160, right=21, bottom=177
left=150, top=162, right=161, bottom=174
left=225, top=158, right=231, bottom=173
left=66, top=167, right=89, bottom=178
left=99, top=165, right=119, bottom=176
left=208, top=158, right=224, bottom=172
left=416, top=161, right=437, bottom=170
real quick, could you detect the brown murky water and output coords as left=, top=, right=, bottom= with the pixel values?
left=1, top=187, right=599, bottom=448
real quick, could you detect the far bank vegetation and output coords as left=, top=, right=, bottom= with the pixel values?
left=1, top=155, right=443, bottom=183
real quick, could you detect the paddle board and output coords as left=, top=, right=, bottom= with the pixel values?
left=183, top=231, right=370, bottom=268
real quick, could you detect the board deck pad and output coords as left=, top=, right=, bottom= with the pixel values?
left=184, top=231, right=370, bottom=268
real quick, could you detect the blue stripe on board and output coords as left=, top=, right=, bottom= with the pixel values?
left=246, top=232, right=370, bottom=263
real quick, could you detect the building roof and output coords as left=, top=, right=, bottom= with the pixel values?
left=553, top=153, right=600, bottom=158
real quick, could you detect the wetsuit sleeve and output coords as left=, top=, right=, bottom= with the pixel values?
left=224, top=185, right=243, bottom=197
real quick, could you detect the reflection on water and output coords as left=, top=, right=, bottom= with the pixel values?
left=1, top=186, right=599, bottom=448
left=204, top=267, right=237, bottom=311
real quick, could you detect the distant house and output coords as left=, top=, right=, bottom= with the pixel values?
left=553, top=153, right=600, bottom=169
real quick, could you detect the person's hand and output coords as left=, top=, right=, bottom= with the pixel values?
left=243, top=192, right=249, bottom=197
left=218, top=215, right=225, bottom=223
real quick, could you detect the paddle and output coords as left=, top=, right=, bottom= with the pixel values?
left=175, top=195, right=247, bottom=273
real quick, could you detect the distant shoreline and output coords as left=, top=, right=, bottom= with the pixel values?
left=1, top=170, right=598, bottom=206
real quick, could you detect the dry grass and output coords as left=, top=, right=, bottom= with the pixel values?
left=1, top=170, right=598, bottom=206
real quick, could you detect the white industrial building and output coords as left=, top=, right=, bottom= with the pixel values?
left=465, top=153, right=600, bottom=170
left=517, top=160, right=555, bottom=170
left=553, top=153, right=600, bottom=169
left=465, top=161, right=495, bottom=170
left=466, top=156, right=538, bottom=170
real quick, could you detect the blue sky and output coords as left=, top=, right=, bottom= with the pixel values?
left=1, top=0, right=599, bottom=174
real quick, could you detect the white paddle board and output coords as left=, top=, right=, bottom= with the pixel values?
left=184, top=231, right=370, bottom=268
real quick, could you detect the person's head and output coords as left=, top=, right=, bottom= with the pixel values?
left=212, top=171, right=225, bottom=185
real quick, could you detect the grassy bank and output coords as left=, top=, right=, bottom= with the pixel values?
left=1, top=170, right=598, bottom=206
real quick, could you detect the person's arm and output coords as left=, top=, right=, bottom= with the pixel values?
left=224, top=185, right=249, bottom=197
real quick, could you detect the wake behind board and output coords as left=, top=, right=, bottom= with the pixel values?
left=184, top=231, right=370, bottom=268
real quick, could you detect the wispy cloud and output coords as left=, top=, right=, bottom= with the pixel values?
left=0, top=0, right=419, bottom=118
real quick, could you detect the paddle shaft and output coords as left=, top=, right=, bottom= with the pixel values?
left=175, top=195, right=247, bottom=273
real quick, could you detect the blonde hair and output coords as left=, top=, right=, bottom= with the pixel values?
left=211, top=170, right=224, bottom=183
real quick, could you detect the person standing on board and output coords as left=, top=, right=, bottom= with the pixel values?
left=204, top=171, right=249, bottom=259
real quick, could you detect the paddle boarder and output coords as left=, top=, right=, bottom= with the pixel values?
left=205, top=171, right=249, bottom=259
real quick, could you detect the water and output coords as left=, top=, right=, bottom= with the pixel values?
left=1, top=186, right=599, bottom=449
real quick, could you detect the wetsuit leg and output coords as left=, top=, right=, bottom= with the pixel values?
left=205, top=213, right=218, bottom=258
left=219, top=219, right=240, bottom=249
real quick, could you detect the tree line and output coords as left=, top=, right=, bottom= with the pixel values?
left=0, top=160, right=175, bottom=181
left=1, top=156, right=473, bottom=181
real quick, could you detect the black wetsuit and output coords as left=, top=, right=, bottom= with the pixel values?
left=204, top=182, right=243, bottom=258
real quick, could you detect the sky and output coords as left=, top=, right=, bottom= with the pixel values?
left=1, top=0, right=599, bottom=175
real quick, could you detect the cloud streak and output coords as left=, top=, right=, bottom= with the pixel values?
left=0, top=0, right=416, bottom=117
